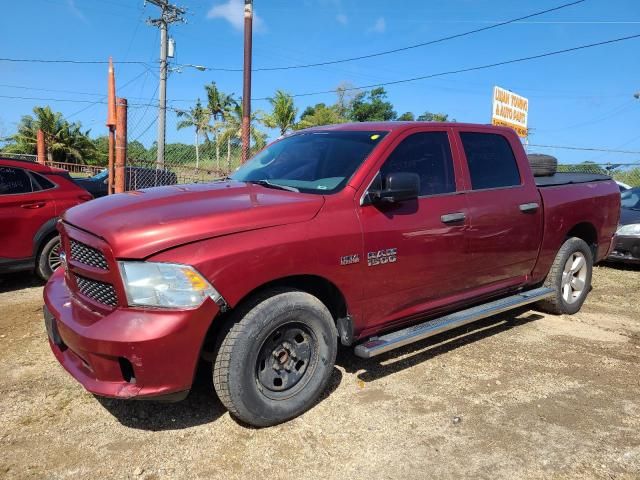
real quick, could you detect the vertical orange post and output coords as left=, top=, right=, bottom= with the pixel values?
left=114, top=97, right=127, bottom=194
left=108, top=130, right=115, bottom=194
left=106, top=57, right=117, bottom=195
left=36, top=129, right=46, bottom=165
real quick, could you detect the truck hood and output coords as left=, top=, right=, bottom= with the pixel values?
left=63, top=181, right=324, bottom=258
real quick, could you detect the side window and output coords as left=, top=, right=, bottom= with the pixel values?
left=380, top=132, right=456, bottom=196
left=0, top=167, right=33, bottom=195
left=29, top=172, right=56, bottom=191
left=460, top=132, right=521, bottom=190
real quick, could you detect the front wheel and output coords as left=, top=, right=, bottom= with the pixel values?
left=537, top=237, right=593, bottom=315
left=213, top=289, right=338, bottom=427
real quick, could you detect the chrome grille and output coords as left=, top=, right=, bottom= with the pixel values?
left=70, top=240, right=108, bottom=270
left=74, top=275, right=118, bottom=307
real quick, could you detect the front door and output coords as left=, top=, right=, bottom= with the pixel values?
left=358, top=128, right=471, bottom=333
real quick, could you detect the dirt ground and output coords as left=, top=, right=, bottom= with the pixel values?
left=1, top=265, right=639, bottom=480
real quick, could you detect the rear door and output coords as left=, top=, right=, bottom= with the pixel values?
left=0, top=166, right=56, bottom=260
left=358, top=127, right=472, bottom=331
left=455, top=128, right=543, bottom=288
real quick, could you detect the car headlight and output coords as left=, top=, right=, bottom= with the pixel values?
left=616, top=224, right=640, bottom=236
left=119, top=261, right=223, bottom=309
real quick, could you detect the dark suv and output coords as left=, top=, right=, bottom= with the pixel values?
left=73, top=167, right=178, bottom=197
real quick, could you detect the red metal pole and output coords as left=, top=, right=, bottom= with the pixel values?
left=36, top=129, right=46, bottom=165
left=241, top=0, right=253, bottom=164
left=115, top=98, right=127, bottom=194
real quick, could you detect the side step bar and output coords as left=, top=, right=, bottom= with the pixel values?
left=354, top=287, right=554, bottom=358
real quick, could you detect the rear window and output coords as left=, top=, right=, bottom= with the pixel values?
left=460, top=132, right=521, bottom=190
left=0, top=167, right=32, bottom=194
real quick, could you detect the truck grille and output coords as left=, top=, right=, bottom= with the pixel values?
left=74, top=274, right=118, bottom=307
left=70, top=240, right=108, bottom=270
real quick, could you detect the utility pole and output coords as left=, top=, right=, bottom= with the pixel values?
left=147, top=0, right=185, bottom=169
left=241, top=0, right=253, bottom=164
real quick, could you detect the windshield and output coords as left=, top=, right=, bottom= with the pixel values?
left=230, top=130, right=387, bottom=194
left=91, top=169, right=108, bottom=181
left=621, top=187, right=640, bottom=210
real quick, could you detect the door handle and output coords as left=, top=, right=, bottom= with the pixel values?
left=441, top=212, right=466, bottom=224
left=519, top=202, right=539, bottom=213
left=20, top=202, right=46, bottom=209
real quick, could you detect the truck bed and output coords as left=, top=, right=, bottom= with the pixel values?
left=535, top=172, right=611, bottom=187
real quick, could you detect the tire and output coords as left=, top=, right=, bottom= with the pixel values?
left=527, top=153, right=558, bottom=177
left=537, top=237, right=593, bottom=315
left=36, top=235, right=62, bottom=281
left=213, top=289, right=338, bottom=427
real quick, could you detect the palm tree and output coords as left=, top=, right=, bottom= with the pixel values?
left=263, top=90, right=297, bottom=136
left=219, top=104, right=266, bottom=173
left=5, top=106, right=96, bottom=163
left=176, top=99, right=210, bottom=168
left=205, top=82, right=238, bottom=169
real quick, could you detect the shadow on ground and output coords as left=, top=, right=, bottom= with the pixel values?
left=95, top=308, right=542, bottom=430
left=338, top=309, right=544, bottom=383
left=0, top=272, right=42, bottom=294
left=96, top=359, right=343, bottom=431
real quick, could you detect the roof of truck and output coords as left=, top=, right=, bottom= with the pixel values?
left=303, top=121, right=515, bottom=133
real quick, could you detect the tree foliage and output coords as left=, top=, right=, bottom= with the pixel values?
left=263, top=90, right=297, bottom=136
left=4, top=106, right=96, bottom=163
left=348, top=87, right=396, bottom=122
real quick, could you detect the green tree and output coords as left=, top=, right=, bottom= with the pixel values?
left=397, top=112, right=415, bottom=121
left=219, top=104, right=267, bottom=172
left=4, top=106, right=96, bottom=163
left=295, top=103, right=346, bottom=129
left=263, top=90, right=297, bottom=136
left=205, top=82, right=238, bottom=169
left=417, top=112, right=451, bottom=122
left=349, top=87, right=396, bottom=122
left=176, top=98, right=211, bottom=168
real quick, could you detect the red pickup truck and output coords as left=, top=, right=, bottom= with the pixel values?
left=44, top=122, right=620, bottom=427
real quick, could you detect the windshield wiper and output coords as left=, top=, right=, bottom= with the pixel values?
left=247, top=179, right=299, bottom=192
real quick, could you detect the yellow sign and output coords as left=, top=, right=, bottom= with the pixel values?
left=491, top=86, right=528, bottom=138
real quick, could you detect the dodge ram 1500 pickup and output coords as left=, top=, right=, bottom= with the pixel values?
left=43, top=122, right=620, bottom=427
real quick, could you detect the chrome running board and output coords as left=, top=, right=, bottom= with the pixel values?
left=354, top=287, right=554, bottom=358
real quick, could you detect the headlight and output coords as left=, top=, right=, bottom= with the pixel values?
left=119, top=261, right=223, bottom=309
left=616, top=223, right=640, bottom=236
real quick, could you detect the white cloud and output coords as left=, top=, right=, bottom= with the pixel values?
left=369, top=16, right=386, bottom=34
left=336, top=13, right=348, bottom=25
left=67, top=0, right=88, bottom=23
left=207, top=0, right=265, bottom=32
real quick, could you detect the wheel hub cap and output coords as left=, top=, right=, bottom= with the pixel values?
left=561, top=252, right=587, bottom=304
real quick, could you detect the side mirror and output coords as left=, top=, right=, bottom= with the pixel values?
left=376, top=172, right=420, bottom=204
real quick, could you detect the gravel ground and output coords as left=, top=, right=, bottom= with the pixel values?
left=1, top=264, right=639, bottom=479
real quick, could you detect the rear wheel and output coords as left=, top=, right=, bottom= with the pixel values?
left=36, top=235, right=62, bottom=281
left=537, top=237, right=593, bottom=315
left=213, top=289, right=338, bottom=427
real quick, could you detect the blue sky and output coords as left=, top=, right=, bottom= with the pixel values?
left=1, top=0, right=639, bottom=164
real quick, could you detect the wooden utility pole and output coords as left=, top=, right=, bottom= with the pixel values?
left=36, top=129, right=46, bottom=165
left=241, top=0, right=253, bottom=164
left=106, top=57, right=117, bottom=195
left=115, top=98, right=127, bottom=194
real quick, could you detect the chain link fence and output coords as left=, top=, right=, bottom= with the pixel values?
left=124, top=108, right=248, bottom=189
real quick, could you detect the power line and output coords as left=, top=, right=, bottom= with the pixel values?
left=252, top=33, right=640, bottom=100
left=193, top=0, right=588, bottom=72
left=0, top=57, right=149, bottom=66
left=528, top=144, right=640, bottom=154
left=8, top=1, right=584, bottom=73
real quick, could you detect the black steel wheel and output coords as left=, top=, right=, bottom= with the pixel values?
left=213, top=289, right=337, bottom=427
